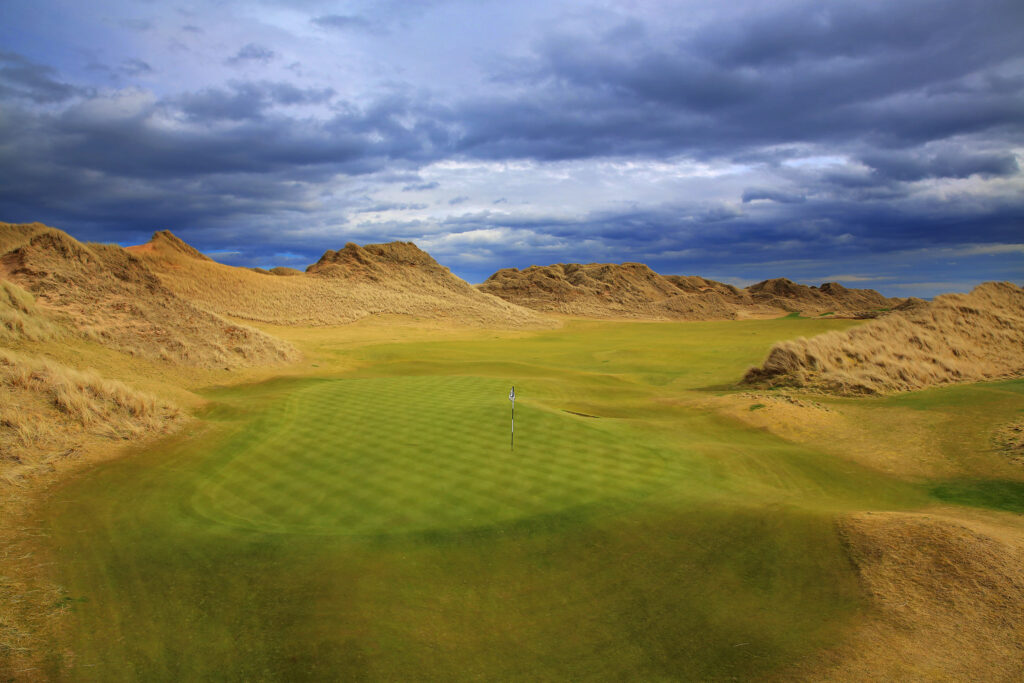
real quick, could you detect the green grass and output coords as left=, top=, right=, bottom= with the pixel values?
left=36, top=317, right=1019, bottom=680
left=930, top=480, right=1024, bottom=513
left=192, top=375, right=693, bottom=536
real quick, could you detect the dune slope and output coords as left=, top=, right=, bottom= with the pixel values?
left=744, top=281, right=1024, bottom=394
left=479, top=264, right=899, bottom=320
left=0, top=223, right=298, bottom=369
left=132, top=232, right=550, bottom=328
left=800, top=512, right=1024, bottom=681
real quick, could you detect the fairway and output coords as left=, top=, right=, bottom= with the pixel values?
left=34, top=318, right=1021, bottom=680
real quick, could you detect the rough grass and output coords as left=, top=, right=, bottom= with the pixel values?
left=744, top=281, right=1024, bottom=394
left=0, top=348, right=182, bottom=485
left=0, top=280, right=65, bottom=344
left=479, top=265, right=899, bottom=320
left=800, top=511, right=1024, bottom=681
left=130, top=231, right=550, bottom=329
left=1, top=224, right=300, bottom=369
left=993, top=418, right=1024, bottom=466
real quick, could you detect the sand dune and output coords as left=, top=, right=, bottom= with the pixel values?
left=0, top=348, right=181, bottom=485
left=1, top=223, right=298, bottom=369
left=798, top=511, right=1024, bottom=681
left=479, top=263, right=899, bottom=320
left=132, top=231, right=550, bottom=328
left=744, top=281, right=1024, bottom=394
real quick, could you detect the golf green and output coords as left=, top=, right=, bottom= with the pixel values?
left=192, top=375, right=692, bottom=536
left=40, top=318, right=967, bottom=680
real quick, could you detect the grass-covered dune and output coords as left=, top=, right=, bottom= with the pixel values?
left=744, top=281, right=1024, bottom=394
left=24, top=316, right=1024, bottom=680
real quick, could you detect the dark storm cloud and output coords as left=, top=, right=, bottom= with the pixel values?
left=434, top=188, right=1024, bottom=285
left=0, top=51, right=78, bottom=103
left=226, top=43, right=277, bottom=65
left=176, top=81, right=335, bottom=121
left=0, top=72, right=448, bottom=236
left=860, top=149, right=1020, bottom=182
left=402, top=181, right=439, bottom=191
left=5, top=0, right=1020, bottom=199
left=742, top=189, right=806, bottom=204
left=6, top=86, right=444, bottom=186
left=458, top=0, right=1024, bottom=161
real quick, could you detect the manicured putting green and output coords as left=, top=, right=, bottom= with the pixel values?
left=192, top=376, right=683, bottom=535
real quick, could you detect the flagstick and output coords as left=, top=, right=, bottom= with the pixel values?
left=510, top=385, right=515, bottom=451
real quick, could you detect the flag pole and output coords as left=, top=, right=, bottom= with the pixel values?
left=509, top=385, right=515, bottom=451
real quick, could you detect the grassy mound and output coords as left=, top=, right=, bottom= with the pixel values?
left=1, top=223, right=299, bottom=369
left=744, top=281, right=1024, bottom=394
left=131, top=231, right=549, bottom=328
left=805, top=512, right=1024, bottom=681
left=480, top=265, right=899, bottom=320
left=0, top=348, right=181, bottom=485
left=0, top=279, right=65, bottom=343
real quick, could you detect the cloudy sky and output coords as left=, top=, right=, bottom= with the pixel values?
left=1, top=0, right=1022, bottom=295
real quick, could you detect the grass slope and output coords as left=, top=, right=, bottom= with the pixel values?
left=0, top=223, right=299, bottom=369
left=745, top=281, right=1024, bottom=394
left=30, top=316, right=1024, bottom=680
left=131, top=231, right=549, bottom=329
left=479, top=263, right=898, bottom=320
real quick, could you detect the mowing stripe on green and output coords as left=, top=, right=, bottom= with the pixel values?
left=191, top=376, right=686, bottom=535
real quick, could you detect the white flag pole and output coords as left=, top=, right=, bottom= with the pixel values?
left=509, top=386, right=515, bottom=451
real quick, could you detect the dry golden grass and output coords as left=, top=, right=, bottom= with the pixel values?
left=0, top=495, right=63, bottom=681
left=747, top=278, right=896, bottom=316
left=1, top=223, right=299, bottom=369
left=0, top=222, right=49, bottom=255
left=0, top=280, right=65, bottom=344
left=131, top=231, right=550, bottom=329
left=745, top=282, right=1024, bottom=394
left=790, top=511, right=1024, bottom=682
left=0, top=348, right=182, bottom=486
left=479, top=265, right=899, bottom=320
left=268, top=266, right=302, bottom=276
left=993, top=419, right=1024, bottom=466
left=479, top=262, right=760, bottom=319
left=704, top=391, right=963, bottom=478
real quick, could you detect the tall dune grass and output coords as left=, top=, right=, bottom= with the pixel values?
left=1, top=224, right=300, bottom=369
left=0, top=349, right=181, bottom=484
left=132, top=231, right=550, bottom=328
left=0, top=280, right=65, bottom=343
left=744, top=282, right=1024, bottom=394
left=479, top=264, right=899, bottom=320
